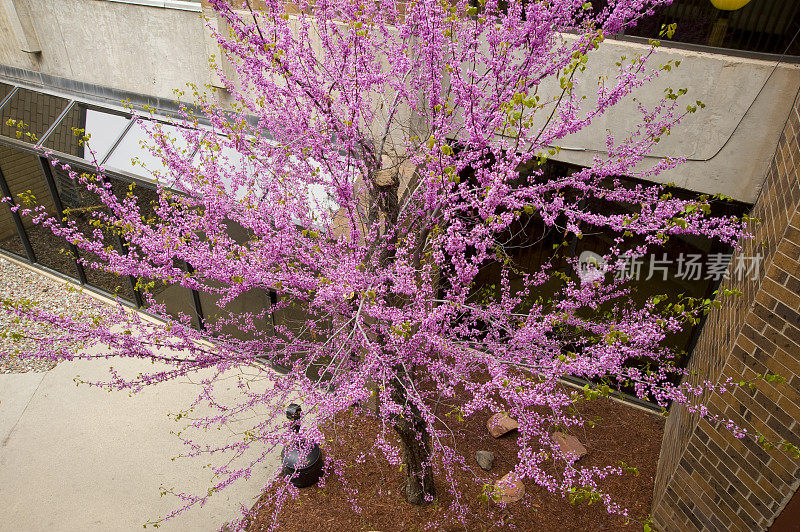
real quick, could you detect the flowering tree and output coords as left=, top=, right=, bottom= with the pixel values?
left=3, top=0, right=756, bottom=528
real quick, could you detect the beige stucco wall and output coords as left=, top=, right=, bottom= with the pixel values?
left=1, top=0, right=799, bottom=202
left=0, top=0, right=210, bottom=99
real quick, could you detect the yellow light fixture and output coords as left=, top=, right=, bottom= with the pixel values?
left=710, top=0, right=753, bottom=10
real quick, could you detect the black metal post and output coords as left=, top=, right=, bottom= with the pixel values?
left=119, top=236, right=144, bottom=308
left=0, top=162, right=37, bottom=262
left=183, top=260, right=206, bottom=330
left=269, top=289, right=278, bottom=332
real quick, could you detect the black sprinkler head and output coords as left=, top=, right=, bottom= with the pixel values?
left=286, top=403, right=302, bottom=421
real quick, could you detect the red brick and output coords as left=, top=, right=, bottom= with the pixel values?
left=654, top=91, right=800, bottom=532
left=763, top=277, right=800, bottom=310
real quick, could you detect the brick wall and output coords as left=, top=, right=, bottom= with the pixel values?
left=652, top=93, right=800, bottom=530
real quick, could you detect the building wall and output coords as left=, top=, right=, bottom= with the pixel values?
left=0, top=0, right=210, bottom=100
left=652, top=92, right=800, bottom=531
left=1, top=0, right=800, bottom=202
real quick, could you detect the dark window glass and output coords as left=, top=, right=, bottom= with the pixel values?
left=108, top=177, right=201, bottom=325
left=43, top=104, right=130, bottom=162
left=0, top=207, right=25, bottom=258
left=195, top=219, right=274, bottom=340
left=0, top=146, right=79, bottom=278
left=0, top=153, right=26, bottom=258
left=140, top=270, right=202, bottom=329
left=624, top=0, right=800, bottom=56
left=0, top=88, right=70, bottom=145
left=464, top=160, right=748, bottom=370
left=50, top=166, right=136, bottom=302
left=0, top=83, right=13, bottom=107
left=199, top=286, right=273, bottom=340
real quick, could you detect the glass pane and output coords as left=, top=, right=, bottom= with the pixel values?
left=0, top=158, right=26, bottom=258
left=105, top=119, right=194, bottom=183
left=198, top=286, right=273, bottom=340
left=194, top=219, right=274, bottom=339
left=626, top=0, right=800, bottom=56
left=0, top=209, right=25, bottom=257
left=0, top=146, right=78, bottom=278
left=467, top=159, right=747, bottom=370
left=108, top=177, right=200, bottom=325
left=43, top=104, right=130, bottom=162
left=50, top=166, right=136, bottom=302
left=191, top=134, right=264, bottom=199
left=140, top=269, right=202, bottom=328
left=0, top=83, right=13, bottom=107
left=0, top=88, right=70, bottom=145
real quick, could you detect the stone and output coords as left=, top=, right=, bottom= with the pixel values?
left=550, top=431, right=587, bottom=461
left=494, top=472, right=525, bottom=504
left=487, top=412, right=519, bottom=438
left=475, top=450, right=495, bottom=471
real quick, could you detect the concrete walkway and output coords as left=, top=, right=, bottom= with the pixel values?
left=0, top=357, right=279, bottom=531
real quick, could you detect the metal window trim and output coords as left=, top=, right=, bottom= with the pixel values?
left=38, top=100, right=133, bottom=163
left=0, top=83, right=76, bottom=113
left=0, top=134, right=173, bottom=196
left=0, top=247, right=140, bottom=308
left=183, top=260, right=206, bottom=330
left=0, top=158, right=37, bottom=262
left=100, top=0, right=202, bottom=13
left=0, top=100, right=254, bottom=335
left=611, top=34, right=800, bottom=64
left=35, top=99, right=76, bottom=150
left=0, top=86, right=73, bottom=147
left=0, top=75, right=256, bottom=156
left=102, top=116, right=205, bottom=183
left=100, top=117, right=136, bottom=166
left=37, top=154, right=87, bottom=284
left=0, top=85, right=18, bottom=113
left=0, top=247, right=280, bottom=372
left=0, top=136, right=153, bottom=310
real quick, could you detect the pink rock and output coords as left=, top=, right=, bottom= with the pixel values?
left=487, top=412, right=519, bottom=438
left=494, top=472, right=525, bottom=504
left=550, top=431, right=587, bottom=461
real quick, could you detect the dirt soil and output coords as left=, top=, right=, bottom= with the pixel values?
left=246, top=395, right=665, bottom=532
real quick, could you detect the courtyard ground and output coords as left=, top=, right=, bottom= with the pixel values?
left=247, top=396, right=665, bottom=531
left=0, top=257, right=275, bottom=531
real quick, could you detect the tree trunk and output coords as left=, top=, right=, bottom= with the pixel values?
left=368, top=156, right=435, bottom=504
left=397, top=417, right=435, bottom=504
left=391, top=375, right=436, bottom=505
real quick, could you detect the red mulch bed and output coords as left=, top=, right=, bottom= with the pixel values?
left=246, top=395, right=665, bottom=532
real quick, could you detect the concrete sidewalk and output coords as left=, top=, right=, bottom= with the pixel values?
left=0, top=357, right=279, bottom=531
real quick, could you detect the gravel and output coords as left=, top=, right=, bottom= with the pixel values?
left=0, top=256, right=110, bottom=374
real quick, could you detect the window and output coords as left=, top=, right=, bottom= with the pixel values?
left=0, top=146, right=79, bottom=278
left=622, top=0, right=800, bottom=56
left=0, top=88, right=70, bottom=145
left=42, top=103, right=131, bottom=162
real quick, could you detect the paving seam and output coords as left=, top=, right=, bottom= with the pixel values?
left=1, top=369, right=48, bottom=447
